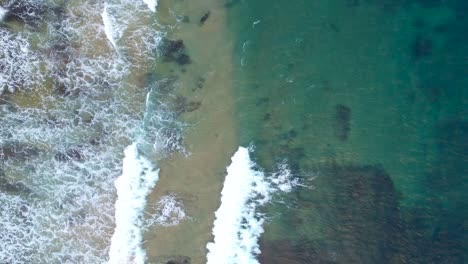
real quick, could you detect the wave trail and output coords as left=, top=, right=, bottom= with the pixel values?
left=206, top=147, right=272, bottom=264
left=102, top=4, right=118, bottom=50
left=108, top=143, right=160, bottom=264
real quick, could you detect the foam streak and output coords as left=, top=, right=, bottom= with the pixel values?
left=108, top=144, right=159, bottom=264
left=102, top=4, right=117, bottom=50
left=206, top=147, right=272, bottom=264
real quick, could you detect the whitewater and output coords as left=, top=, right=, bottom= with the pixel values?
left=0, top=0, right=182, bottom=263
left=206, top=147, right=303, bottom=264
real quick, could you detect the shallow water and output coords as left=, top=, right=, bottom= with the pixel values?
left=227, top=0, right=467, bottom=263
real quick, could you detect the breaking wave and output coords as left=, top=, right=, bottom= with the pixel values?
left=206, top=146, right=304, bottom=264
left=108, top=144, right=160, bottom=264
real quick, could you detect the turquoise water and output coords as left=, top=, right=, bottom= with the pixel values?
left=228, top=0, right=467, bottom=263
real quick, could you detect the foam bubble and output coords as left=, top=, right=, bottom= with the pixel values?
left=206, top=147, right=272, bottom=264
left=108, top=144, right=159, bottom=264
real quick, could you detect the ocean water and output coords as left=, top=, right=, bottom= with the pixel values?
left=226, top=0, right=467, bottom=263
left=1, top=0, right=466, bottom=263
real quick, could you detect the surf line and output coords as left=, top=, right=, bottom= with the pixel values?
left=206, top=147, right=273, bottom=264
left=108, top=144, right=159, bottom=264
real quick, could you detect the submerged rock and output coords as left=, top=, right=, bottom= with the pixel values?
left=333, top=104, right=351, bottom=141
left=3, top=0, right=47, bottom=27
left=199, top=11, right=210, bottom=25
left=411, top=35, right=432, bottom=60
left=194, top=76, right=205, bottom=90
left=0, top=142, right=40, bottom=161
left=155, top=76, right=178, bottom=94
left=154, top=255, right=190, bottom=264
left=54, top=148, right=85, bottom=162
left=261, top=163, right=406, bottom=263
left=160, top=38, right=192, bottom=65
left=0, top=178, right=31, bottom=194
left=173, top=95, right=201, bottom=115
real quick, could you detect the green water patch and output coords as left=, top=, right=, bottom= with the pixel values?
left=227, top=0, right=467, bottom=262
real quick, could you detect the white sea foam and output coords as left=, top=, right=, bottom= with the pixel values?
left=206, top=147, right=272, bottom=264
left=271, top=162, right=304, bottom=193
left=108, top=144, right=159, bottom=264
left=142, top=0, right=158, bottom=12
left=0, top=29, right=42, bottom=94
left=206, top=147, right=307, bottom=264
left=0, top=0, right=177, bottom=263
left=102, top=4, right=118, bottom=50
left=0, top=7, right=7, bottom=21
left=144, top=194, right=187, bottom=228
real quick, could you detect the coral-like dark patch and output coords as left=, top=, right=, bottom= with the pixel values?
left=333, top=104, right=351, bottom=141
left=192, top=76, right=205, bottom=91
left=54, top=148, right=85, bottom=162
left=173, top=95, right=201, bottom=115
left=411, top=35, right=433, bottom=60
left=160, top=38, right=192, bottom=65
left=154, top=76, right=178, bottom=94
left=406, top=120, right=468, bottom=263
left=261, top=163, right=406, bottom=263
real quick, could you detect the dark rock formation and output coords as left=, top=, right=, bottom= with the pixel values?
left=160, top=38, right=192, bottom=65
left=196, top=77, right=205, bottom=89
left=54, top=148, right=84, bottom=162
left=333, top=104, right=351, bottom=141
left=175, top=54, right=191, bottom=65
left=173, top=95, right=201, bottom=115
left=199, top=11, right=210, bottom=25
left=3, top=0, right=47, bottom=27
